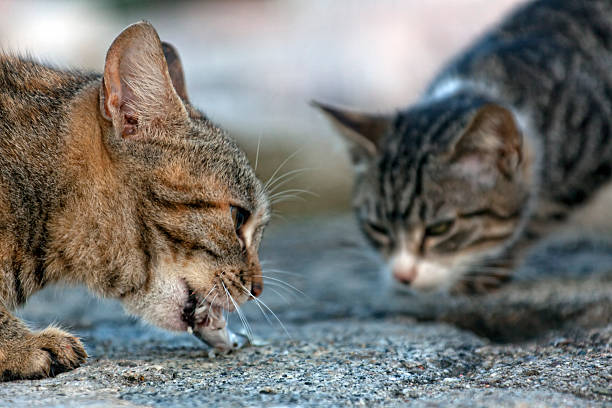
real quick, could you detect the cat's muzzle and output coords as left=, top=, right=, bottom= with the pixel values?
left=182, top=289, right=248, bottom=352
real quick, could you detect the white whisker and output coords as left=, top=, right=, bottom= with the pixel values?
left=263, top=269, right=303, bottom=278
left=261, top=281, right=298, bottom=300
left=254, top=135, right=261, bottom=172
left=222, top=281, right=253, bottom=342
left=233, top=282, right=291, bottom=339
left=252, top=296, right=292, bottom=339
left=222, top=283, right=230, bottom=316
left=237, top=283, right=275, bottom=328
left=256, top=276, right=308, bottom=298
left=271, top=195, right=307, bottom=205
left=266, top=168, right=314, bottom=193
left=198, top=285, right=217, bottom=307
left=263, top=149, right=303, bottom=191
left=270, top=212, right=288, bottom=222
left=269, top=189, right=318, bottom=200
left=263, top=286, right=291, bottom=304
left=207, top=293, right=219, bottom=316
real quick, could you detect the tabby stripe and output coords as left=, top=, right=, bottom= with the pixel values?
left=401, top=155, right=428, bottom=219
left=459, top=209, right=521, bottom=222
left=31, top=209, right=49, bottom=286
left=573, top=111, right=603, bottom=179
left=137, top=216, right=153, bottom=293
left=148, top=189, right=219, bottom=211
left=561, top=100, right=590, bottom=176
left=541, top=82, right=566, bottom=184
left=134, top=214, right=153, bottom=291
left=153, top=222, right=220, bottom=259
left=12, top=258, right=25, bottom=305
left=467, top=233, right=514, bottom=249
left=597, top=117, right=612, bottom=163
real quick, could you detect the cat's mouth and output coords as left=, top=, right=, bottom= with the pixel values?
left=181, top=287, right=226, bottom=332
left=180, top=283, right=249, bottom=351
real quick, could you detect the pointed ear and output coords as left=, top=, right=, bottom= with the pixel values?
left=451, top=104, right=523, bottom=179
left=313, top=100, right=391, bottom=162
left=161, top=41, right=189, bottom=103
left=100, top=21, right=186, bottom=139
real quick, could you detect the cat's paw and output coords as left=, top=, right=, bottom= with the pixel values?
left=0, top=327, right=87, bottom=381
left=452, top=271, right=513, bottom=294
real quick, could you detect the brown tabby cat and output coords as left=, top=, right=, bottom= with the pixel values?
left=0, top=22, right=269, bottom=380
left=317, top=0, right=612, bottom=293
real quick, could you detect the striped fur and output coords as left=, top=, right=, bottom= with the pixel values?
left=0, top=22, right=269, bottom=380
left=321, top=0, right=612, bottom=292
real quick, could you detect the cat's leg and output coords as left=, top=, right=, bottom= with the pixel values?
left=451, top=257, right=516, bottom=294
left=451, top=205, right=571, bottom=295
left=452, top=226, right=558, bottom=294
left=0, top=302, right=87, bottom=381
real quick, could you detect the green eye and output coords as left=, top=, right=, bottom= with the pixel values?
left=230, top=205, right=249, bottom=232
left=426, top=220, right=454, bottom=236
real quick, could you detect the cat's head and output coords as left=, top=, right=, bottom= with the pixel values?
left=93, top=22, right=269, bottom=335
left=316, top=97, right=532, bottom=291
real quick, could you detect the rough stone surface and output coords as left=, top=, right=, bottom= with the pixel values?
left=1, top=215, right=611, bottom=407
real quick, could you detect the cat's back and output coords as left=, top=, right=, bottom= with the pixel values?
left=0, top=55, right=99, bottom=172
left=0, top=55, right=99, bottom=233
left=433, top=0, right=612, bottom=97
left=429, top=0, right=612, bottom=206
left=0, top=55, right=97, bottom=142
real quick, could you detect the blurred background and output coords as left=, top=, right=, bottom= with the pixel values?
left=0, top=0, right=527, bottom=216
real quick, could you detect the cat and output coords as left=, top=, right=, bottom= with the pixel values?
left=316, top=0, right=612, bottom=293
left=0, top=21, right=269, bottom=380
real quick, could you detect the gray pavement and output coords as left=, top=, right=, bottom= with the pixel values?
left=1, top=215, right=611, bottom=407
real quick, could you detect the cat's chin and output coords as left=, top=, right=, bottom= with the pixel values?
left=120, top=276, right=229, bottom=334
left=389, top=280, right=449, bottom=296
left=389, top=280, right=417, bottom=294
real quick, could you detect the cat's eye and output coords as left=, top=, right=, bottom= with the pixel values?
left=230, top=205, right=249, bottom=232
left=425, top=220, right=454, bottom=237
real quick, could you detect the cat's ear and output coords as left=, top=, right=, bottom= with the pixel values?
left=100, top=21, right=187, bottom=139
left=313, top=100, right=391, bottom=162
left=161, top=41, right=189, bottom=103
left=451, top=104, right=523, bottom=178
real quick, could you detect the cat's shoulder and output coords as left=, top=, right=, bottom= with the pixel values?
left=0, top=53, right=98, bottom=94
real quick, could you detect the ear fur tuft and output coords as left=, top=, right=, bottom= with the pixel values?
left=312, top=100, right=391, bottom=164
left=100, top=21, right=186, bottom=140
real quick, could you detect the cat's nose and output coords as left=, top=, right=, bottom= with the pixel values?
left=393, top=266, right=417, bottom=285
left=251, top=282, right=263, bottom=297
left=390, top=250, right=418, bottom=285
left=248, top=253, right=264, bottom=298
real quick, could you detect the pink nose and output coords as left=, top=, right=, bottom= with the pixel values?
left=393, top=266, right=417, bottom=285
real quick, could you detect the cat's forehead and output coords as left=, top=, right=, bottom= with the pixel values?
left=375, top=98, right=491, bottom=181
left=369, top=99, right=495, bottom=220
left=150, top=130, right=263, bottom=210
left=390, top=96, right=482, bottom=151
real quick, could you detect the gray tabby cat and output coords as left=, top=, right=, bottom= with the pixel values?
left=316, top=0, right=612, bottom=293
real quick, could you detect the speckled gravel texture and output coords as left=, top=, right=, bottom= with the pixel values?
left=2, top=215, right=611, bottom=407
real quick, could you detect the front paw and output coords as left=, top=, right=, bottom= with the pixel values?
left=1, top=327, right=87, bottom=381
left=452, top=270, right=513, bottom=294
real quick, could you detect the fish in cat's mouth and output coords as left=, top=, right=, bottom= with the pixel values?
left=181, top=283, right=248, bottom=351
left=181, top=286, right=226, bottom=331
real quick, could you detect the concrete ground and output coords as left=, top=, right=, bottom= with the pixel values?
left=1, top=215, right=611, bottom=407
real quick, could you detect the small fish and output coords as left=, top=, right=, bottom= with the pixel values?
left=193, top=326, right=250, bottom=352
